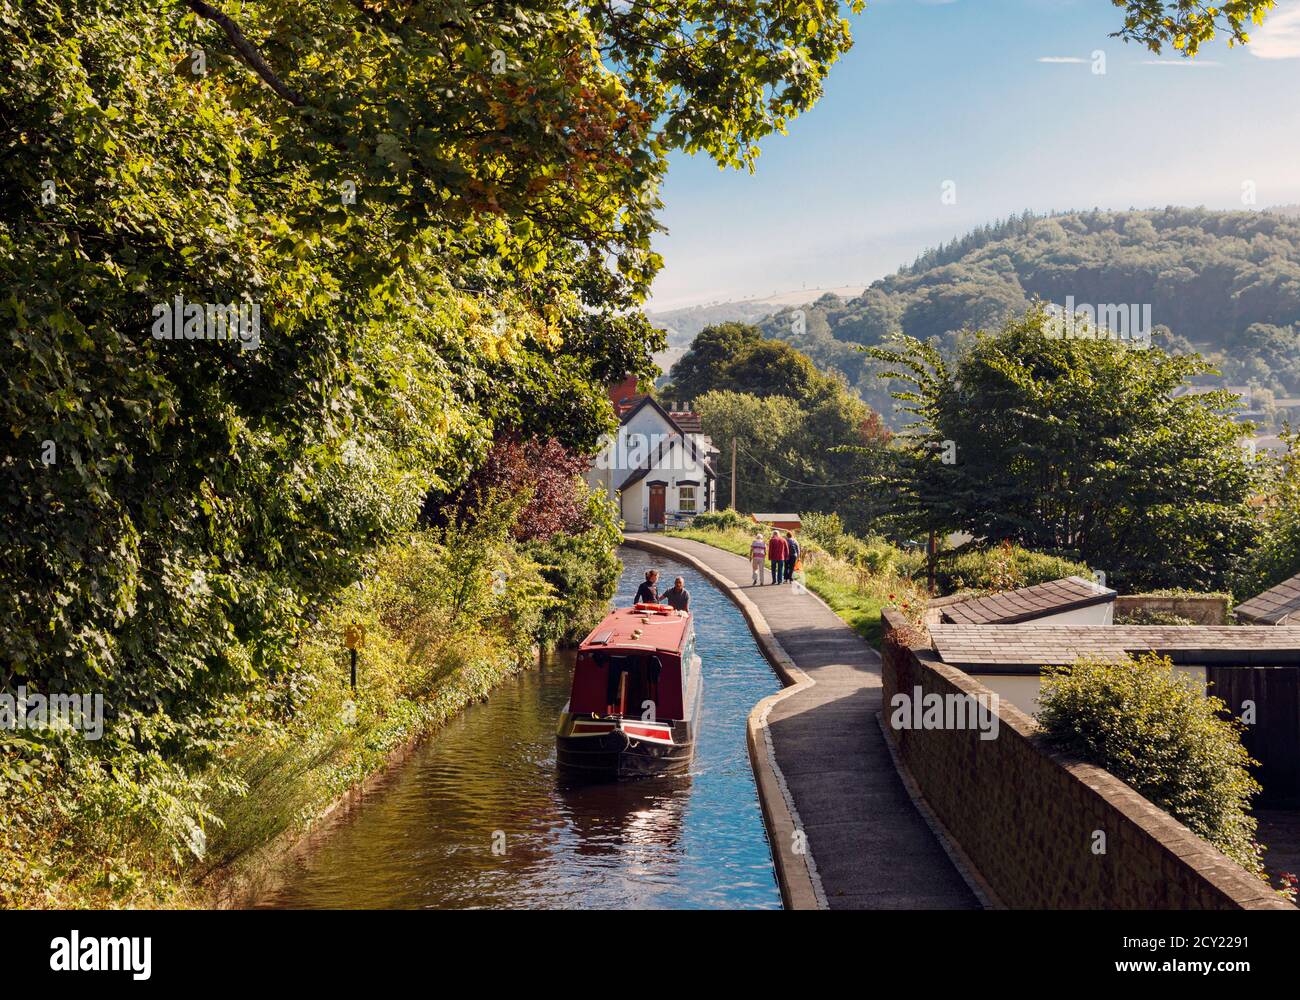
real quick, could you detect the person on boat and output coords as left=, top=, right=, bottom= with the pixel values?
left=767, top=529, right=787, bottom=584
left=662, top=576, right=690, bottom=611
left=749, top=532, right=767, bottom=586
left=634, top=569, right=660, bottom=605
left=784, top=531, right=799, bottom=585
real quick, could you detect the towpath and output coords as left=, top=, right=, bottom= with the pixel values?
left=623, top=534, right=981, bottom=910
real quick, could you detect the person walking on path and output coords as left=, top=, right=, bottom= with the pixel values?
left=767, top=529, right=787, bottom=585
left=784, top=530, right=799, bottom=585
left=662, top=576, right=690, bottom=611
left=634, top=569, right=660, bottom=605
left=749, top=532, right=767, bottom=586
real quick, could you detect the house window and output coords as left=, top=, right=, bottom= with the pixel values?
left=679, top=486, right=697, bottom=512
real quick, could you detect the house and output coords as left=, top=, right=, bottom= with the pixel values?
left=928, top=576, right=1117, bottom=627
left=586, top=380, right=718, bottom=531
left=1235, top=572, right=1300, bottom=625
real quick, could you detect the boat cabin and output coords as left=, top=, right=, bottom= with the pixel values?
left=570, top=606, right=694, bottom=720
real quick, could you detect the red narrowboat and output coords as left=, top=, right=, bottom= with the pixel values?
left=556, top=603, right=702, bottom=780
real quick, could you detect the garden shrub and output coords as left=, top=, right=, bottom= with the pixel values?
left=1037, top=653, right=1264, bottom=877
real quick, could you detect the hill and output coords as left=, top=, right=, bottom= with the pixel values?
left=747, top=208, right=1300, bottom=427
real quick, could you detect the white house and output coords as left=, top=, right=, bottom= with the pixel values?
left=586, top=391, right=718, bottom=531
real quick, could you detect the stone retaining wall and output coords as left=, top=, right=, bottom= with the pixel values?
left=880, top=608, right=1292, bottom=910
left=1114, top=594, right=1229, bottom=625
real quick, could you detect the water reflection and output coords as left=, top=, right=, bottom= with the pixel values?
left=257, top=547, right=781, bottom=910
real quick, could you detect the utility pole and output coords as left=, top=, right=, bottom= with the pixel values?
left=730, top=438, right=737, bottom=510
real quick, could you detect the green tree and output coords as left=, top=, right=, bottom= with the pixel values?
left=868, top=310, right=1260, bottom=590
left=1111, top=0, right=1276, bottom=57
left=1, top=0, right=860, bottom=754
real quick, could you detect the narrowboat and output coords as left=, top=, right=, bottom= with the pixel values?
left=556, top=603, right=702, bottom=780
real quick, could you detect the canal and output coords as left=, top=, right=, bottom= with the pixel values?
left=257, top=546, right=783, bottom=909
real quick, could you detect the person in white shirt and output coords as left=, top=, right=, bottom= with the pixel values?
left=749, top=532, right=767, bottom=586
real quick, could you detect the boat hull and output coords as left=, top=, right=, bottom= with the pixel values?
left=556, top=714, right=695, bottom=781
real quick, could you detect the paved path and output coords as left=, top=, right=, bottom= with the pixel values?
left=633, top=536, right=980, bottom=910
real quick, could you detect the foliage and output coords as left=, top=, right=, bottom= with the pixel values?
left=933, top=544, right=1091, bottom=594
left=1037, top=653, right=1264, bottom=877
left=436, top=435, right=595, bottom=542
left=1, top=0, right=859, bottom=769
left=690, top=508, right=755, bottom=532
left=757, top=208, right=1300, bottom=425
left=0, top=501, right=616, bottom=907
left=867, top=309, right=1260, bottom=591
left=1232, top=429, right=1300, bottom=601
left=1110, top=0, right=1276, bottom=57
left=1115, top=609, right=1196, bottom=626
left=671, top=327, right=890, bottom=530
left=523, top=488, right=623, bottom=646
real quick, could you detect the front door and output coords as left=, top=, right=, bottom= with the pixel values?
left=648, top=484, right=666, bottom=528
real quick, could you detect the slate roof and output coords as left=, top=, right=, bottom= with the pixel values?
left=930, top=624, right=1300, bottom=672
left=1235, top=572, right=1300, bottom=625
left=939, top=576, right=1115, bottom=625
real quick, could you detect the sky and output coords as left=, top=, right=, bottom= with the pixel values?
left=648, top=0, right=1300, bottom=310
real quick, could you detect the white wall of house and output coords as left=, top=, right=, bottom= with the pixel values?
left=1021, top=603, right=1115, bottom=626
left=586, top=401, right=714, bottom=530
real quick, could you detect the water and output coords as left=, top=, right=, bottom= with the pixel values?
left=257, top=546, right=783, bottom=909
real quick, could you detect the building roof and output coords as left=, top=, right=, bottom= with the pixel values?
left=1235, top=572, right=1300, bottom=625
left=939, top=576, right=1115, bottom=625
left=930, top=624, right=1300, bottom=672
left=752, top=513, right=801, bottom=523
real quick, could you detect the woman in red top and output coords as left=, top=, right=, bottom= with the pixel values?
left=767, top=529, right=787, bottom=584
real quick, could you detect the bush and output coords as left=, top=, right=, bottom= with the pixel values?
left=690, top=509, right=754, bottom=532
left=1037, top=653, right=1264, bottom=876
left=1115, top=609, right=1196, bottom=626
left=525, top=488, right=622, bottom=645
left=932, top=544, right=1090, bottom=594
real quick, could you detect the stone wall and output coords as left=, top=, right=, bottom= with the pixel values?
left=1114, top=594, right=1229, bottom=625
left=880, top=608, right=1291, bottom=910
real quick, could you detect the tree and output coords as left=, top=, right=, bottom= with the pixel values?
left=1110, top=0, right=1277, bottom=58
left=1, top=0, right=861, bottom=752
left=868, top=309, right=1260, bottom=590
left=1233, top=428, right=1300, bottom=600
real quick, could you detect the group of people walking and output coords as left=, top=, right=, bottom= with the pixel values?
left=750, top=528, right=799, bottom=586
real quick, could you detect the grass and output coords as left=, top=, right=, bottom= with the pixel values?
left=667, top=525, right=927, bottom=648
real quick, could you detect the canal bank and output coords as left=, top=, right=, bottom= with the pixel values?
left=622, top=534, right=983, bottom=910
left=252, top=547, right=784, bottom=909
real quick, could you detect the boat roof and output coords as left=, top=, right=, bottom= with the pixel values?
left=579, top=605, right=691, bottom=655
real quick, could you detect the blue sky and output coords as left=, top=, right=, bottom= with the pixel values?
left=648, top=0, right=1300, bottom=309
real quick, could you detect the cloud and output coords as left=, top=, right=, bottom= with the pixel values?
left=1250, top=7, right=1300, bottom=59
left=1037, top=56, right=1087, bottom=63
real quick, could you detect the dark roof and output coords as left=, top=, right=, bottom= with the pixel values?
left=1235, top=573, right=1300, bottom=625
left=939, top=576, right=1115, bottom=625
left=670, top=411, right=703, bottom=433
left=930, top=624, right=1300, bottom=672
